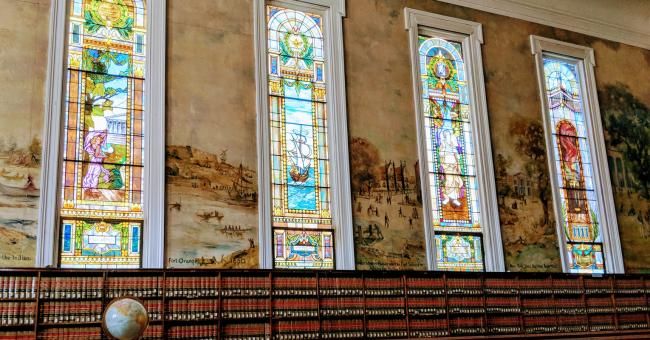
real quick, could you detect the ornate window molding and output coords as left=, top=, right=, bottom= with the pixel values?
left=36, top=0, right=166, bottom=268
left=405, top=8, right=504, bottom=271
left=254, top=0, right=354, bottom=269
left=530, top=35, right=624, bottom=274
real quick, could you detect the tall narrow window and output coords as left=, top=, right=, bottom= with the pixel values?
left=531, top=36, right=624, bottom=274
left=256, top=0, right=353, bottom=269
left=58, top=0, right=147, bottom=268
left=405, top=9, right=503, bottom=272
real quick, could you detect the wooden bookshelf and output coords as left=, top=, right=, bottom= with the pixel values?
left=1, top=269, right=650, bottom=339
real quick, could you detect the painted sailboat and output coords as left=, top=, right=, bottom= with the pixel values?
left=287, top=126, right=312, bottom=183
left=229, top=163, right=253, bottom=200
left=0, top=175, right=39, bottom=197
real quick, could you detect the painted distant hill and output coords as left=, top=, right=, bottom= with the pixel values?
left=166, top=145, right=257, bottom=207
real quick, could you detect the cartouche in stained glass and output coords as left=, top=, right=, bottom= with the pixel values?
left=59, top=0, right=146, bottom=268
left=543, top=56, right=605, bottom=274
left=266, top=5, right=334, bottom=269
left=418, top=36, right=484, bottom=271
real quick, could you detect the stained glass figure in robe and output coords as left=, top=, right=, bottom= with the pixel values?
left=266, top=5, right=334, bottom=269
left=59, top=0, right=146, bottom=268
left=543, top=56, right=605, bottom=274
left=418, top=36, right=484, bottom=271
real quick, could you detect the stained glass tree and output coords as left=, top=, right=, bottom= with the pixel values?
left=58, top=0, right=146, bottom=268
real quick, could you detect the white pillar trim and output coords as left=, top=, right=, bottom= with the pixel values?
left=254, top=0, right=354, bottom=270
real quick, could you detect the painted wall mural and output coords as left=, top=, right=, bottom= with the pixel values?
left=0, top=0, right=648, bottom=272
left=164, top=0, right=259, bottom=269
left=0, top=0, right=50, bottom=267
left=601, top=84, right=650, bottom=273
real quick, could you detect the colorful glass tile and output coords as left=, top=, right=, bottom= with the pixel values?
left=59, top=0, right=146, bottom=268
left=418, top=35, right=484, bottom=271
left=266, top=5, right=334, bottom=269
left=566, top=243, right=604, bottom=274
left=273, top=229, right=334, bottom=269
left=543, top=56, right=605, bottom=274
left=434, top=234, right=483, bottom=271
left=59, top=220, right=141, bottom=268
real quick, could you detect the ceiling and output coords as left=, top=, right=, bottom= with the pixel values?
left=437, top=0, right=650, bottom=49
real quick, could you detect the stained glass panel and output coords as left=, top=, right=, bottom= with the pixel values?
left=273, top=229, right=334, bottom=269
left=543, top=55, right=605, bottom=274
left=266, top=5, right=333, bottom=269
left=434, top=234, right=483, bottom=271
left=59, top=220, right=141, bottom=268
left=418, top=35, right=484, bottom=271
left=59, top=0, right=146, bottom=268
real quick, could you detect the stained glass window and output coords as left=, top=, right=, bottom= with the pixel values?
left=266, top=5, right=334, bottom=269
left=58, top=0, right=146, bottom=268
left=543, top=56, right=605, bottom=274
left=418, top=35, right=484, bottom=271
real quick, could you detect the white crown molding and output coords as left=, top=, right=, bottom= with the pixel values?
left=437, top=0, right=650, bottom=50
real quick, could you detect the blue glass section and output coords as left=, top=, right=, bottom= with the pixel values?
left=72, top=24, right=80, bottom=44
left=287, top=166, right=317, bottom=211
left=135, top=34, right=144, bottom=54
left=82, top=49, right=130, bottom=76
left=271, top=57, right=278, bottom=75
left=63, top=224, right=72, bottom=252
left=316, top=65, right=323, bottom=81
left=284, top=81, right=317, bottom=211
left=131, top=226, right=140, bottom=253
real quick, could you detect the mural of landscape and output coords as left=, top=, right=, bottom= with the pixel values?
left=350, top=138, right=426, bottom=270
left=164, top=0, right=259, bottom=268
left=166, top=146, right=258, bottom=268
left=493, top=122, right=562, bottom=272
left=601, top=84, right=650, bottom=273
left=0, top=0, right=50, bottom=267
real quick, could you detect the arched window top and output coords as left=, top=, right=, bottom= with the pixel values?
left=544, top=60, right=580, bottom=97
left=267, top=6, right=324, bottom=60
left=418, top=37, right=466, bottom=83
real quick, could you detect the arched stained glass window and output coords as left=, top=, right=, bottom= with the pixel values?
left=543, top=58, right=605, bottom=273
left=418, top=36, right=484, bottom=271
left=266, top=4, right=334, bottom=269
left=58, top=0, right=147, bottom=268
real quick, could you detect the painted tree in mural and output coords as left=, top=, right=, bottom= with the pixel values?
left=601, top=84, right=650, bottom=198
left=350, top=137, right=381, bottom=195
left=513, top=121, right=552, bottom=226
left=494, top=153, right=513, bottom=206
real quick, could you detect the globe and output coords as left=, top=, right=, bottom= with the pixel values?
left=103, top=297, right=149, bottom=340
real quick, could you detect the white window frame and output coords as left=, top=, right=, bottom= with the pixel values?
left=36, top=0, right=166, bottom=268
left=530, top=35, right=624, bottom=274
left=404, top=8, right=504, bottom=272
left=254, top=0, right=354, bottom=269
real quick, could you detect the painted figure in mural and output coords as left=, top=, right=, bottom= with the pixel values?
left=439, top=128, right=464, bottom=207
left=83, top=129, right=112, bottom=199
left=557, top=121, right=585, bottom=213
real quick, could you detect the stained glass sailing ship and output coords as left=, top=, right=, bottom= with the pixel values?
left=266, top=5, right=334, bottom=269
